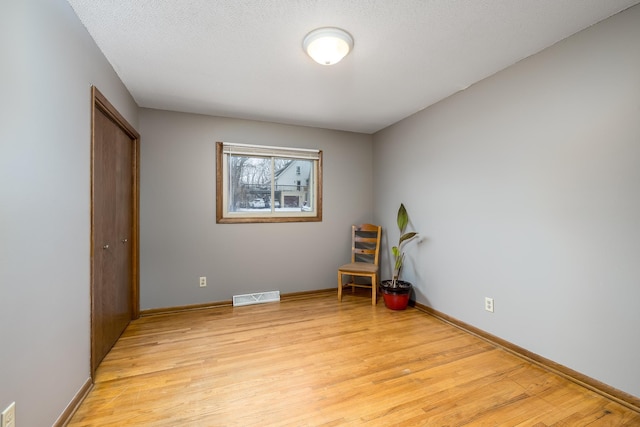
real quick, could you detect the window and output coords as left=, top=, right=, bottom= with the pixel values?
left=216, top=142, right=323, bottom=223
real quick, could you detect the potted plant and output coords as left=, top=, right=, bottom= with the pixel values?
left=380, top=203, right=419, bottom=310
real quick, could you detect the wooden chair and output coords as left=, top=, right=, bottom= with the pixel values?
left=337, top=224, right=382, bottom=305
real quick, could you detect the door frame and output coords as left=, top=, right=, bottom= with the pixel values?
left=90, top=86, right=140, bottom=378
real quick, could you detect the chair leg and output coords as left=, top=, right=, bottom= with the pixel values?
left=337, top=271, right=343, bottom=302
left=372, top=274, right=377, bottom=305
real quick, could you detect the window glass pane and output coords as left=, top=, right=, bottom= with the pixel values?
left=227, top=155, right=272, bottom=212
left=275, top=158, right=313, bottom=211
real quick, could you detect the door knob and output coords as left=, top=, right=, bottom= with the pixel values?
left=121, top=238, right=128, bottom=244
left=102, top=244, right=109, bottom=249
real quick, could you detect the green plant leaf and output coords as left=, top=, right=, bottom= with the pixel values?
left=391, top=203, right=419, bottom=284
left=399, top=232, right=417, bottom=246
left=394, top=253, right=404, bottom=270
left=397, top=203, right=408, bottom=234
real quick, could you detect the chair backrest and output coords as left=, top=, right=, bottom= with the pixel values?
left=351, top=224, right=382, bottom=266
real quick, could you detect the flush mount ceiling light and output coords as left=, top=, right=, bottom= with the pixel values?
left=303, top=27, right=354, bottom=66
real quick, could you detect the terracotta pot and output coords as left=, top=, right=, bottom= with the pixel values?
left=380, top=280, right=412, bottom=310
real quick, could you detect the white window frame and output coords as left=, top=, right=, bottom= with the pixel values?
left=216, top=141, right=323, bottom=224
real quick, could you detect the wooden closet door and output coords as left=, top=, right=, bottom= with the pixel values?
left=91, top=87, right=139, bottom=377
left=114, top=125, right=133, bottom=338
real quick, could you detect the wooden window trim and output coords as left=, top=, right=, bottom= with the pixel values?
left=216, top=142, right=323, bottom=224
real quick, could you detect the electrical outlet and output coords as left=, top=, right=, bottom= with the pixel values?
left=1, top=402, right=15, bottom=427
left=485, top=297, right=494, bottom=313
left=199, top=276, right=207, bottom=287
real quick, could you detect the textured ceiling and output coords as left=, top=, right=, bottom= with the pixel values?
left=67, top=0, right=640, bottom=134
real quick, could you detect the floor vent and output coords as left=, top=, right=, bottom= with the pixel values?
left=233, top=291, right=280, bottom=307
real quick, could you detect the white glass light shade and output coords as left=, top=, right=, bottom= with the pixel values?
left=303, top=27, right=353, bottom=66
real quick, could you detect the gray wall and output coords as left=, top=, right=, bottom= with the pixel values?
left=0, top=0, right=139, bottom=425
left=139, top=109, right=373, bottom=310
left=373, top=5, right=640, bottom=397
left=2, top=1, right=637, bottom=424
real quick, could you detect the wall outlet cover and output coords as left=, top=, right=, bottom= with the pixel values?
left=1, top=401, right=16, bottom=427
left=485, top=297, right=494, bottom=313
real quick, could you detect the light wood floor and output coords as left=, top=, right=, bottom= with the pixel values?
left=68, top=292, right=640, bottom=426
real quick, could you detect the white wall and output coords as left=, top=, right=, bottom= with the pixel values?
left=373, top=5, right=640, bottom=397
left=0, top=0, right=138, bottom=425
left=139, top=109, right=373, bottom=310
